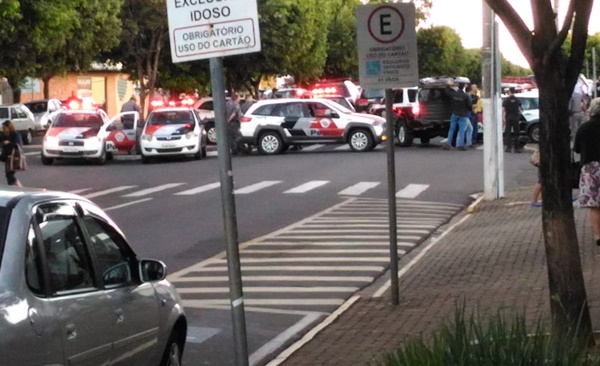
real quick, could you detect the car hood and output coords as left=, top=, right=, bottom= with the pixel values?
left=47, top=127, right=99, bottom=139
left=144, top=124, right=194, bottom=137
left=349, top=113, right=385, bottom=124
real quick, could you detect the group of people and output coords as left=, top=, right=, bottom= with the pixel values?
left=443, top=81, right=482, bottom=150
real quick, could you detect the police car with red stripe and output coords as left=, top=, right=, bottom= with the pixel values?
left=240, top=98, right=386, bottom=154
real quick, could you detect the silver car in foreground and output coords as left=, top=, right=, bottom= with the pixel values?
left=0, top=188, right=186, bottom=366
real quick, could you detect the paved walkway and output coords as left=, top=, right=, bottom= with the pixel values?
left=274, top=187, right=600, bottom=366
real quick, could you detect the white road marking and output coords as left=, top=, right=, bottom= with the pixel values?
left=266, top=296, right=360, bottom=366
left=242, top=249, right=399, bottom=255
left=322, top=212, right=449, bottom=218
left=275, top=235, right=421, bottom=240
left=68, top=188, right=93, bottom=194
left=334, top=145, right=351, bottom=151
left=396, top=184, right=430, bottom=198
left=233, top=257, right=390, bottom=263
left=186, top=326, right=221, bottom=345
left=303, top=223, right=438, bottom=229
left=284, top=181, right=329, bottom=194
left=312, top=218, right=444, bottom=224
left=285, top=229, right=429, bottom=234
left=122, top=183, right=185, bottom=197
left=193, top=266, right=385, bottom=272
left=24, top=151, right=40, bottom=156
left=338, top=182, right=380, bottom=196
left=175, top=182, right=220, bottom=195
left=253, top=242, right=416, bottom=247
left=234, top=181, right=282, bottom=194
left=207, top=151, right=218, bottom=157
left=301, top=144, right=325, bottom=151
left=172, top=275, right=374, bottom=282
left=177, top=286, right=359, bottom=294
left=84, top=185, right=138, bottom=199
left=184, top=299, right=346, bottom=306
left=104, top=198, right=153, bottom=212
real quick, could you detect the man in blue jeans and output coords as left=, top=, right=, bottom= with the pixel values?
left=443, top=80, right=473, bottom=150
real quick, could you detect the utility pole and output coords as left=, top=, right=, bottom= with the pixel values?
left=482, top=1, right=504, bottom=200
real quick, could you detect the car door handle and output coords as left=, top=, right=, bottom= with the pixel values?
left=66, top=323, right=77, bottom=340
left=115, top=308, right=124, bottom=323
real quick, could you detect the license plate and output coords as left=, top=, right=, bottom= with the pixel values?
left=161, top=143, right=177, bottom=148
left=63, top=147, right=80, bottom=152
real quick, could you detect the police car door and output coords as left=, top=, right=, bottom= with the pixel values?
left=102, top=111, right=139, bottom=154
left=306, top=101, right=344, bottom=138
left=280, top=102, right=312, bottom=140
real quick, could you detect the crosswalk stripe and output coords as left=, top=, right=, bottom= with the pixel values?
left=207, top=151, right=218, bottom=157
left=303, top=223, right=438, bottom=229
left=275, top=235, right=421, bottom=240
left=242, top=249, right=403, bottom=255
left=286, top=229, right=430, bottom=234
left=338, top=182, right=380, bottom=196
left=122, top=183, right=186, bottom=197
left=24, top=151, right=40, bottom=156
left=301, top=144, right=325, bottom=151
left=172, top=275, right=374, bottom=282
left=68, top=188, right=93, bottom=194
left=253, top=242, right=416, bottom=247
left=84, top=185, right=138, bottom=199
left=284, top=181, right=329, bottom=194
left=396, top=184, right=430, bottom=198
left=235, top=181, right=282, bottom=194
left=175, top=182, right=220, bottom=195
left=184, top=299, right=346, bottom=307
left=236, top=257, right=390, bottom=263
left=177, top=286, right=359, bottom=294
left=334, top=145, right=351, bottom=151
left=193, top=266, right=385, bottom=272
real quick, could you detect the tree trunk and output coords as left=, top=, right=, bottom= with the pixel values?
left=43, top=76, right=53, bottom=99
left=537, top=64, right=592, bottom=343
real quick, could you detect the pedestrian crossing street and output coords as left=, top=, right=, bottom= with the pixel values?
left=69, top=181, right=436, bottom=200
left=168, top=197, right=463, bottom=312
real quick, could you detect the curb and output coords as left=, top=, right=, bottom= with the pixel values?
left=466, top=194, right=485, bottom=214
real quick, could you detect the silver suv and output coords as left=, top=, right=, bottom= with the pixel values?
left=0, top=188, right=187, bottom=366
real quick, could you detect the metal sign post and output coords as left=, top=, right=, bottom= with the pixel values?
left=166, top=1, right=261, bottom=364
left=356, top=3, right=418, bottom=305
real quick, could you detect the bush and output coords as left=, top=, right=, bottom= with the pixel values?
left=379, top=307, right=600, bottom=366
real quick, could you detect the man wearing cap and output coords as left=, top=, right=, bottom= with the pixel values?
left=121, top=95, right=141, bottom=129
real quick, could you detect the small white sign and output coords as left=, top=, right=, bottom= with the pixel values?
left=356, top=3, right=418, bottom=89
left=166, top=0, right=261, bottom=63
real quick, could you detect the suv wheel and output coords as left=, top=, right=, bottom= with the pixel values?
left=528, top=123, right=540, bottom=143
left=396, top=118, right=413, bottom=147
left=348, top=129, right=374, bottom=152
left=41, top=153, right=53, bottom=165
left=258, top=132, right=283, bottom=155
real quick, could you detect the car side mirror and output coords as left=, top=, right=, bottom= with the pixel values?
left=106, top=124, right=116, bottom=131
left=330, top=111, right=340, bottom=119
left=139, top=259, right=167, bottom=282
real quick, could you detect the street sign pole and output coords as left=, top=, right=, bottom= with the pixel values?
left=210, top=57, right=249, bottom=366
left=385, top=89, right=399, bottom=305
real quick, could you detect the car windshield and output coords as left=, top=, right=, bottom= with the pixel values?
left=325, top=100, right=353, bottom=114
left=0, top=108, right=8, bottom=119
left=53, top=113, right=103, bottom=128
left=24, top=101, right=48, bottom=114
left=0, top=207, right=11, bottom=268
left=148, top=111, right=194, bottom=125
left=362, top=89, right=384, bottom=99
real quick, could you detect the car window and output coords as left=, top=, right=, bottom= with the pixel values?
left=0, top=207, right=10, bottom=271
left=308, top=102, right=332, bottom=117
left=418, top=89, right=444, bottom=102
left=408, top=89, right=418, bottom=103
left=393, top=89, right=404, bottom=104
left=361, top=89, right=384, bottom=99
left=519, top=97, right=539, bottom=111
left=0, top=108, right=8, bottom=119
left=199, top=101, right=214, bottom=111
left=252, top=104, right=278, bottom=116
left=25, top=101, right=48, bottom=114
left=281, top=103, right=307, bottom=118
left=147, top=110, right=194, bottom=125
left=35, top=203, right=95, bottom=295
left=82, top=216, right=135, bottom=288
left=53, top=113, right=103, bottom=128
left=15, top=107, right=27, bottom=119
left=25, top=224, right=44, bottom=295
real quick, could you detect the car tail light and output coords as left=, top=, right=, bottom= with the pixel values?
left=394, top=108, right=402, bottom=117
left=240, top=116, right=252, bottom=122
left=357, top=98, right=368, bottom=106
left=412, top=105, right=420, bottom=115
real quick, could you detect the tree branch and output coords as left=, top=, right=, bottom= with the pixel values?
left=546, top=1, right=576, bottom=65
left=565, top=0, right=593, bottom=87
left=484, top=0, right=534, bottom=66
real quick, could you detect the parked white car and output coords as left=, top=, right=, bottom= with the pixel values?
left=0, top=103, right=37, bottom=144
left=24, top=99, right=62, bottom=130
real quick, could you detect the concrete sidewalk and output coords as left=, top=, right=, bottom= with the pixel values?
left=273, top=187, right=600, bottom=366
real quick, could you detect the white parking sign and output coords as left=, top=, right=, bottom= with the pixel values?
left=356, top=3, right=418, bottom=89
left=166, top=0, right=261, bottom=63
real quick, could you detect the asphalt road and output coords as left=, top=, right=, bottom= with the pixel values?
left=19, top=137, right=536, bottom=365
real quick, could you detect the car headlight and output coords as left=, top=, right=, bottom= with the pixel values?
left=44, top=135, right=57, bottom=143
left=142, top=134, right=153, bottom=141
left=185, top=132, right=193, bottom=139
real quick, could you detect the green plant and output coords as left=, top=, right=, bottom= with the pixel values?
left=379, top=306, right=600, bottom=366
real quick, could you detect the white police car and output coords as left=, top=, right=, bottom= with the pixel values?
left=239, top=98, right=386, bottom=154
left=140, top=108, right=207, bottom=164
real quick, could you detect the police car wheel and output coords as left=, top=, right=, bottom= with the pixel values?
left=258, top=132, right=283, bottom=155
left=348, top=129, right=374, bottom=152
left=95, top=149, right=106, bottom=165
left=41, top=154, right=53, bottom=165
left=141, top=155, right=151, bottom=164
left=206, top=124, right=217, bottom=144
left=396, top=119, right=413, bottom=147
left=528, top=123, right=540, bottom=143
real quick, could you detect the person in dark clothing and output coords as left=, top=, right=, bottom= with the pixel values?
left=502, top=87, right=522, bottom=153
left=443, top=81, right=473, bottom=150
left=226, top=93, right=249, bottom=155
left=240, top=94, right=255, bottom=114
left=1, top=120, right=23, bottom=186
left=575, top=98, right=600, bottom=245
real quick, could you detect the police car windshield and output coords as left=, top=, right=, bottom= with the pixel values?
left=53, top=113, right=103, bottom=128
left=325, top=100, right=353, bottom=115
left=148, top=111, right=194, bottom=125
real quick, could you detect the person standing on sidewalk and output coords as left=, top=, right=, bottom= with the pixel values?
left=443, top=80, right=473, bottom=151
left=574, top=97, right=600, bottom=246
left=469, top=84, right=482, bottom=146
left=502, top=87, right=522, bottom=153
left=1, top=121, right=23, bottom=187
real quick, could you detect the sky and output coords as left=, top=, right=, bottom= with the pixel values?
left=428, top=1, right=600, bottom=68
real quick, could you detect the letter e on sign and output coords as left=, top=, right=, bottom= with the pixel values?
left=368, top=5, right=405, bottom=44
